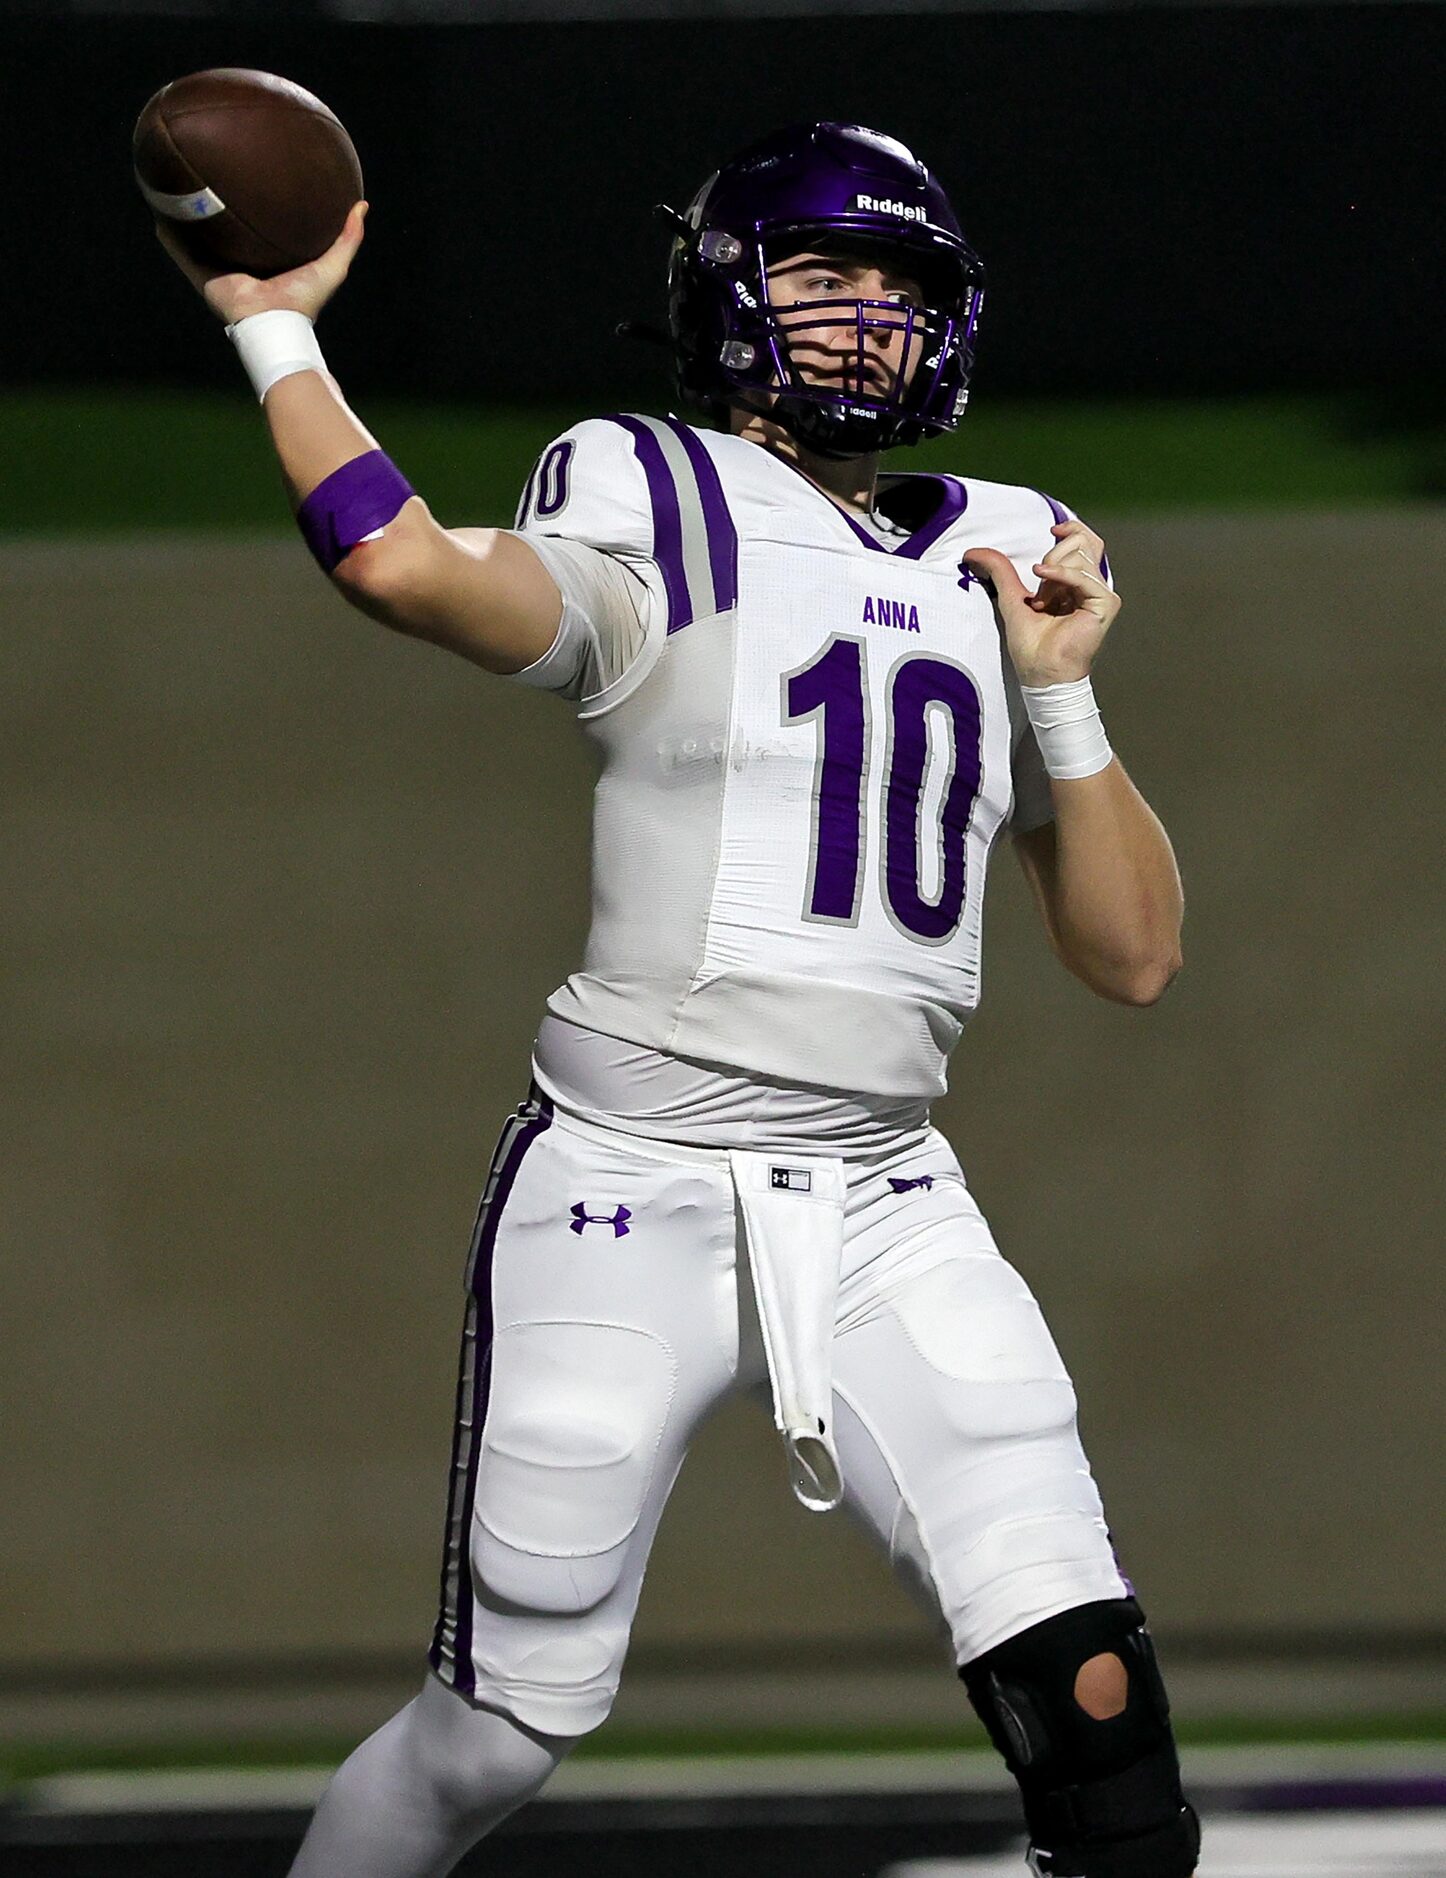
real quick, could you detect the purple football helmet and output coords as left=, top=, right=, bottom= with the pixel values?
left=667, top=122, right=986, bottom=459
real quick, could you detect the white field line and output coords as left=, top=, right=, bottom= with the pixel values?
left=18, top=1742, right=1446, bottom=1817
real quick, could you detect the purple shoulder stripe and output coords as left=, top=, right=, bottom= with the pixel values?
left=605, top=415, right=693, bottom=632
left=658, top=418, right=740, bottom=614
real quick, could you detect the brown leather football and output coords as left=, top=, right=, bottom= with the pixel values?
left=134, top=68, right=363, bottom=278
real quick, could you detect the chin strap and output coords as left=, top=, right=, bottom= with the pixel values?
left=779, top=395, right=906, bottom=460
left=725, top=389, right=902, bottom=460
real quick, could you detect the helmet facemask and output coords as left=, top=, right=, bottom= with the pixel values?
left=680, top=223, right=983, bottom=459
left=756, top=234, right=976, bottom=457
left=665, top=123, right=987, bottom=457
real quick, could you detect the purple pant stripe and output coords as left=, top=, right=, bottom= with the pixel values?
left=606, top=417, right=692, bottom=632
left=428, top=1092, right=554, bottom=1695
left=428, top=1119, right=518, bottom=1689
left=659, top=417, right=739, bottom=613
left=427, top=1106, right=525, bottom=1681
left=427, top=1141, right=504, bottom=1652
left=427, top=1291, right=481, bottom=1677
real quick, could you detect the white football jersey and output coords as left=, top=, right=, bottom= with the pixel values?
left=512, top=415, right=1089, bottom=1100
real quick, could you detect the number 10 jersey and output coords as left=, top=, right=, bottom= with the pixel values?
left=513, top=415, right=1083, bottom=1102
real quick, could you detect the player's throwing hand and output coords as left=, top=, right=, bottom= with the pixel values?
left=962, top=519, right=1120, bottom=687
left=154, top=199, right=368, bottom=329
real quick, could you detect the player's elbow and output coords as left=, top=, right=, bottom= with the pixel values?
left=1058, top=930, right=1182, bottom=1005
left=1107, top=949, right=1183, bottom=1006
left=329, top=501, right=439, bottom=632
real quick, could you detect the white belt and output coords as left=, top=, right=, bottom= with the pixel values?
left=729, top=1149, right=847, bottom=1513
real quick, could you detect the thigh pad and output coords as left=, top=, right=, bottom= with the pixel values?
left=472, top=1319, right=677, bottom=1614
left=889, top=1254, right=1077, bottom=1438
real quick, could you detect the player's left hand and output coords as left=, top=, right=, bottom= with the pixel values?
left=962, top=520, right=1119, bottom=687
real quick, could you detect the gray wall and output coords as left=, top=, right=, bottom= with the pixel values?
left=3, top=513, right=1441, bottom=1677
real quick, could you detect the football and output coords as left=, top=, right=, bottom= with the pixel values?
left=133, top=68, right=363, bottom=278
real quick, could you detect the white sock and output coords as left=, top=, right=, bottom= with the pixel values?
left=287, top=1673, right=575, bottom=1878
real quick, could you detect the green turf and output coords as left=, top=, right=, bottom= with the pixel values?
left=0, top=387, right=1441, bottom=535
left=4, top=1713, right=1443, bottom=1785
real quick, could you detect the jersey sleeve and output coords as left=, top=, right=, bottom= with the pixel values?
left=507, top=535, right=654, bottom=706
left=506, top=418, right=667, bottom=711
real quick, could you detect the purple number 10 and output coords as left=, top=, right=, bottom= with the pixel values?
left=784, top=636, right=983, bottom=944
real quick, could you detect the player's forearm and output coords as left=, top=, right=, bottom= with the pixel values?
left=256, top=370, right=558, bottom=670
left=262, top=366, right=383, bottom=509
left=1043, top=759, right=1184, bottom=1004
left=158, top=200, right=559, bottom=668
left=256, top=366, right=442, bottom=630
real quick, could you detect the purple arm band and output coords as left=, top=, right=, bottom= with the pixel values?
left=296, top=450, right=416, bottom=574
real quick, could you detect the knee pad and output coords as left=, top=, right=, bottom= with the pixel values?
left=472, top=1320, right=676, bottom=1615
left=960, top=1598, right=1200, bottom=1878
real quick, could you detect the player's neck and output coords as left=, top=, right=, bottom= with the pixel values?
left=729, top=406, right=879, bottom=516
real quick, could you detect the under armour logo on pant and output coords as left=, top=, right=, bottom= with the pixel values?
left=889, top=1174, right=935, bottom=1193
left=569, top=1203, right=632, bottom=1237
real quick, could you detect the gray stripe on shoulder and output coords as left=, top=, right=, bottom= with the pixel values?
left=632, top=416, right=719, bottom=622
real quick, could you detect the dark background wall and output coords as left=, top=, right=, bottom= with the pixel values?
left=3, top=4, right=1442, bottom=406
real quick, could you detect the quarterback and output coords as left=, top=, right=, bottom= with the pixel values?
left=158, top=123, right=1193, bottom=1877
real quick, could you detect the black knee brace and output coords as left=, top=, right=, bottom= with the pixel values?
left=960, top=1598, right=1200, bottom=1878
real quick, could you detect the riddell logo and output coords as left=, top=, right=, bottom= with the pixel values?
left=853, top=194, right=926, bottom=223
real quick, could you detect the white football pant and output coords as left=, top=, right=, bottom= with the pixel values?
left=428, top=1092, right=1128, bottom=1734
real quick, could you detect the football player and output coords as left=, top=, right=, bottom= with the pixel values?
left=158, top=122, right=1194, bottom=1878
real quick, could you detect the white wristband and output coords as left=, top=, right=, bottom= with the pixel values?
left=224, top=309, right=326, bottom=403
left=1021, top=676, right=1113, bottom=781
